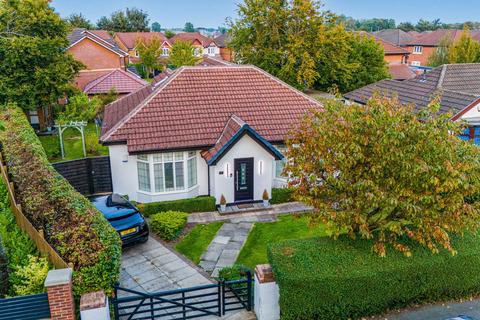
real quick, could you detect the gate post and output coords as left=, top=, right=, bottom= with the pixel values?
left=44, top=268, right=75, bottom=320
left=247, top=270, right=253, bottom=311
left=254, top=264, right=280, bottom=320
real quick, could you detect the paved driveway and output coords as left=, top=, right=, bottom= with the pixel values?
left=119, top=236, right=212, bottom=295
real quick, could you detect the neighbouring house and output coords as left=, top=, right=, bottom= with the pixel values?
left=170, top=32, right=220, bottom=57
left=214, top=33, right=233, bottom=61
left=114, top=32, right=171, bottom=63
left=344, top=63, right=480, bottom=143
left=82, top=68, right=148, bottom=97
left=369, top=33, right=415, bottom=80
left=100, top=65, right=323, bottom=204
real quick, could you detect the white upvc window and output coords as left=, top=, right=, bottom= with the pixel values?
left=137, top=151, right=198, bottom=194
left=274, top=145, right=287, bottom=179
left=413, top=46, right=423, bottom=54
left=411, top=60, right=421, bottom=67
left=193, top=47, right=201, bottom=56
left=207, top=46, right=216, bottom=56
left=162, top=47, right=170, bottom=56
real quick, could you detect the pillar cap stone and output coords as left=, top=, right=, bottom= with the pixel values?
left=80, top=291, right=107, bottom=311
left=255, top=264, right=275, bottom=283
left=44, top=268, right=72, bottom=287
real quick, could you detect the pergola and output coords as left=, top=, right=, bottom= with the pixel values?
left=54, top=121, right=87, bottom=159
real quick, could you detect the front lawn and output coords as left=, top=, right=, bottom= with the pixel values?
left=39, top=123, right=108, bottom=162
left=235, top=214, right=326, bottom=268
left=175, top=222, right=224, bottom=264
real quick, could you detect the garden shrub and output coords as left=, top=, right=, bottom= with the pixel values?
left=270, top=188, right=294, bottom=204
left=0, top=106, right=121, bottom=296
left=150, top=211, right=188, bottom=241
left=11, top=255, right=49, bottom=296
left=269, top=236, right=480, bottom=320
left=138, top=196, right=216, bottom=216
left=218, top=264, right=251, bottom=281
left=0, top=237, right=8, bottom=297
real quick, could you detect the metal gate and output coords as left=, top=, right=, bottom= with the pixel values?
left=112, top=272, right=253, bottom=320
left=0, top=293, right=51, bottom=320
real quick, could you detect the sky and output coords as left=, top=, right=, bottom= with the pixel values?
left=50, top=0, right=480, bottom=29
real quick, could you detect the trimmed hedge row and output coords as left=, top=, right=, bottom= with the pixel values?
left=137, top=196, right=216, bottom=216
left=269, top=236, right=480, bottom=320
left=271, top=188, right=294, bottom=204
left=150, top=211, right=188, bottom=241
left=0, top=106, right=121, bottom=296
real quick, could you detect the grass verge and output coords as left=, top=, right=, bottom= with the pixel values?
left=175, top=222, right=224, bottom=264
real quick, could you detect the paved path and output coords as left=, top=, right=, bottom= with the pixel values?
left=372, top=299, right=480, bottom=320
left=188, top=202, right=312, bottom=224
left=120, top=236, right=212, bottom=296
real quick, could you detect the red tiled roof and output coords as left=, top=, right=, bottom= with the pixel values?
left=84, top=69, right=148, bottom=95
left=170, top=32, right=215, bottom=47
left=370, top=34, right=410, bottom=55
left=198, top=56, right=233, bottom=67
left=100, top=65, right=323, bottom=153
left=115, top=32, right=168, bottom=49
left=74, top=70, right=112, bottom=91
left=89, top=30, right=111, bottom=41
left=201, top=115, right=245, bottom=162
left=389, top=64, right=416, bottom=80
left=407, top=29, right=480, bottom=46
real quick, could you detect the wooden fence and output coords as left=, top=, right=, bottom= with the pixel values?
left=0, top=156, right=69, bottom=269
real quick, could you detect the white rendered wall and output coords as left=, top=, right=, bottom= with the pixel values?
left=254, top=273, right=280, bottom=320
left=460, top=104, right=480, bottom=120
left=212, top=134, right=275, bottom=204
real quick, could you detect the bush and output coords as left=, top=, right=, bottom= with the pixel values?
left=138, top=197, right=216, bottom=217
left=11, top=255, right=49, bottom=296
left=150, top=211, right=188, bottom=241
left=218, top=264, right=251, bottom=281
left=0, top=237, right=8, bottom=297
left=0, top=106, right=121, bottom=296
left=270, top=188, right=294, bottom=204
left=269, top=236, right=480, bottom=320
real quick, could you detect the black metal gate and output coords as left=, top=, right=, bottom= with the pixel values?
left=0, top=293, right=51, bottom=320
left=112, top=272, right=253, bottom=320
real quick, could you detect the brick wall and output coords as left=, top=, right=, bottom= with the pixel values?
left=44, top=269, right=75, bottom=320
left=406, top=45, right=436, bottom=66
left=68, top=38, right=124, bottom=70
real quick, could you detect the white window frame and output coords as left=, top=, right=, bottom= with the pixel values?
left=193, top=47, right=201, bottom=56
left=162, top=47, right=170, bottom=56
left=413, top=46, right=423, bottom=54
left=136, top=151, right=198, bottom=195
left=411, top=60, right=421, bottom=67
left=207, top=46, right=216, bottom=56
left=274, top=145, right=288, bottom=180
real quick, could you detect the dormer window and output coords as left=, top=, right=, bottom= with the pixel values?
left=162, top=47, right=170, bottom=56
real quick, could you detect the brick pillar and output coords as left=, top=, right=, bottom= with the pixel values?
left=254, top=264, right=280, bottom=320
left=44, top=268, right=75, bottom=320
left=80, top=291, right=110, bottom=320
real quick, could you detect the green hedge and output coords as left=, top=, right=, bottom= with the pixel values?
left=0, top=106, right=121, bottom=296
left=150, top=211, right=188, bottom=241
left=269, top=236, right=480, bottom=320
left=138, top=196, right=216, bottom=217
left=271, top=188, right=294, bottom=204
left=0, top=236, right=8, bottom=297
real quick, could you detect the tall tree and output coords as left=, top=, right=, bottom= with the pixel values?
left=0, top=0, right=83, bottom=112
left=184, top=22, right=195, bottom=32
left=164, top=30, right=175, bottom=38
left=136, top=37, right=163, bottom=78
left=66, top=13, right=93, bottom=29
left=397, top=21, right=415, bottom=32
left=96, top=7, right=149, bottom=32
left=286, top=95, right=480, bottom=257
left=168, top=40, right=200, bottom=68
left=448, top=27, right=480, bottom=64
left=427, top=35, right=453, bottom=67
left=151, top=22, right=161, bottom=32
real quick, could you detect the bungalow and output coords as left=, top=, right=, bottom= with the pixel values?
left=214, top=33, right=233, bottom=62
left=100, top=65, right=323, bottom=204
left=344, top=63, right=480, bottom=143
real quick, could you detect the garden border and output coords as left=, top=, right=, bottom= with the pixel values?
left=0, top=154, right=69, bottom=269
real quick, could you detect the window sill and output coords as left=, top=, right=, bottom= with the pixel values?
left=137, top=184, right=199, bottom=196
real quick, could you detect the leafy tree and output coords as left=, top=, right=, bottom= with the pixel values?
left=57, top=93, right=101, bottom=123
left=448, top=27, right=480, bottom=64
left=397, top=22, right=415, bottom=32
left=0, top=0, right=83, bottom=112
left=286, top=95, right=480, bottom=257
left=66, top=13, right=93, bottom=29
left=218, top=26, right=227, bottom=34
left=169, top=40, right=200, bottom=68
left=416, top=18, right=442, bottom=32
left=96, top=7, right=149, bottom=32
left=427, top=35, right=453, bottom=67
left=151, top=22, right=161, bottom=32
left=164, top=29, right=175, bottom=38
left=184, top=22, right=195, bottom=32
left=136, top=37, right=163, bottom=78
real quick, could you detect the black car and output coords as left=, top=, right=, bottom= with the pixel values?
left=90, top=193, right=149, bottom=246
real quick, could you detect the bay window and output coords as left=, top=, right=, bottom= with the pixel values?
left=137, top=151, right=198, bottom=193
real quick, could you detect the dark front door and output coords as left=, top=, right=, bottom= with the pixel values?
left=234, top=158, right=254, bottom=202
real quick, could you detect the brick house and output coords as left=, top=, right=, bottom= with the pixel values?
left=100, top=65, right=323, bottom=205
left=169, top=32, right=220, bottom=57
left=114, top=32, right=172, bottom=63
